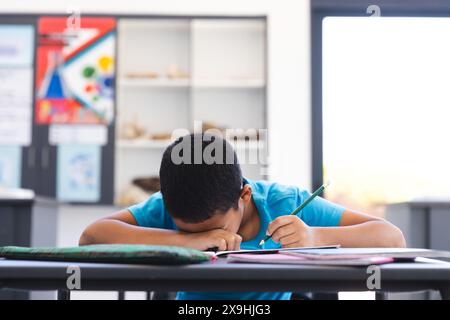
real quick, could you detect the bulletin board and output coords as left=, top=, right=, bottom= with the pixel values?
left=0, top=25, right=34, bottom=146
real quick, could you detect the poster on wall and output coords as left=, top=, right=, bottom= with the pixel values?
left=57, top=145, right=101, bottom=202
left=35, top=17, right=116, bottom=125
left=0, top=25, right=34, bottom=145
left=0, top=146, right=22, bottom=188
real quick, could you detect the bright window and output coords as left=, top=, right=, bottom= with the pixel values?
left=323, top=17, right=450, bottom=216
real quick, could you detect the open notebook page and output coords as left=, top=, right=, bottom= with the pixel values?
left=204, top=245, right=340, bottom=258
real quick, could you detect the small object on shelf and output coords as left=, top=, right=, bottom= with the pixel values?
left=226, top=130, right=260, bottom=141
left=132, top=176, right=161, bottom=193
left=125, top=71, right=160, bottom=79
left=120, top=117, right=147, bottom=140
left=117, top=176, right=160, bottom=207
left=116, top=184, right=150, bottom=207
left=202, top=121, right=260, bottom=141
left=150, top=132, right=173, bottom=141
left=166, top=64, right=189, bottom=80
left=202, top=121, right=226, bottom=134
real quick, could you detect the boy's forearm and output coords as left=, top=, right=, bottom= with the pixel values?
left=312, top=220, right=406, bottom=248
left=79, top=219, right=185, bottom=246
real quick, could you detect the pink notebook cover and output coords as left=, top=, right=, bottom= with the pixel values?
left=227, top=253, right=394, bottom=266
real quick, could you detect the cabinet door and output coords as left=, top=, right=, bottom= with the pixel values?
left=37, top=127, right=57, bottom=197
left=98, top=125, right=115, bottom=204
left=21, top=143, right=39, bottom=192
left=22, top=125, right=57, bottom=197
left=22, top=124, right=115, bottom=203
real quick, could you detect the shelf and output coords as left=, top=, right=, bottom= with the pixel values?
left=192, top=78, right=265, bottom=88
left=115, top=17, right=268, bottom=198
left=119, top=77, right=190, bottom=88
left=117, top=139, right=266, bottom=150
left=229, top=140, right=266, bottom=150
left=117, top=139, right=172, bottom=149
left=192, top=20, right=266, bottom=32
left=120, top=20, right=191, bottom=31
left=192, top=19, right=265, bottom=83
left=118, top=77, right=265, bottom=89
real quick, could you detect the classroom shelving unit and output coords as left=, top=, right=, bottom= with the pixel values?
left=115, top=18, right=267, bottom=204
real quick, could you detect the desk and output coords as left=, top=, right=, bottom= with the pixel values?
left=386, top=200, right=450, bottom=251
left=0, top=190, right=58, bottom=299
left=1, top=258, right=450, bottom=300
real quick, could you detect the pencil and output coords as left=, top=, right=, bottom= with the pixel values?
left=258, top=181, right=331, bottom=247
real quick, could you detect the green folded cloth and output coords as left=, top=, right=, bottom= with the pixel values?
left=0, top=244, right=210, bottom=265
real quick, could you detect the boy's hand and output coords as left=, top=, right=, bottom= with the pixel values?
left=183, top=229, right=242, bottom=251
left=267, top=216, right=315, bottom=248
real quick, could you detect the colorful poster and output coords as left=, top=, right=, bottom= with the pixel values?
left=0, top=146, right=22, bottom=188
left=35, top=17, right=115, bottom=125
left=57, top=145, right=101, bottom=202
left=0, top=25, right=34, bottom=145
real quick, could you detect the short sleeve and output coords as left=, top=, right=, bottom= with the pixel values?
left=297, top=189, right=345, bottom=227
left=127, top=192, right=177, bottom=230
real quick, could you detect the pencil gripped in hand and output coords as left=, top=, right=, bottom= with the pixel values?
left=258, top=181, right=331, bottom=247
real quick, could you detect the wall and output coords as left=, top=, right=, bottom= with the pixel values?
left=0, top=0, right=312, bottom=188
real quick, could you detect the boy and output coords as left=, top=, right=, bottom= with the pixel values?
left=80, top=133, right=405, bottom=300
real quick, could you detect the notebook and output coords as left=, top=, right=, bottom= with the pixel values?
left=205, top=245, right=341, bottom=258
left=227, top=252, right=394, bottom=266
left=283, top=248, right=450, bottom=260
left=226, top=248, right=450, bottom=266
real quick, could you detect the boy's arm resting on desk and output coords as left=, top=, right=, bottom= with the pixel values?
left=79, top=210, right=185, bottom=247
left=316, top=210, right=406, bottom=248
left=268, top=210, right=406, bottom=248
left=79, top=210, right=242, bottom=251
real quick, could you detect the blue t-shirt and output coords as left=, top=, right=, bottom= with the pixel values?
left=128, top=179, right=345, bottom=300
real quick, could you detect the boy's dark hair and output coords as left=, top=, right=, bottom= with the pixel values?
left=159, top=133, right=243, bottom=223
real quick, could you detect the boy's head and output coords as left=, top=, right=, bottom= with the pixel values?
left=159, top=133, right=252, bottom=234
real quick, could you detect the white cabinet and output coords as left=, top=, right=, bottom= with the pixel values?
left=115, top=18, right=267, bottom=204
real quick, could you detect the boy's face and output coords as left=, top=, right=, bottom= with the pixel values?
left=173, top=185, right=252, bottom=235
left=173, top=202, right=244, bottom=235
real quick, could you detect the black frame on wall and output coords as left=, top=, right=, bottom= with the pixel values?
left=310, top=0, right=450, bottom=191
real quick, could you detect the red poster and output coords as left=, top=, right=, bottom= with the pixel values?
left=35, top=17, right=116, bottom=124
